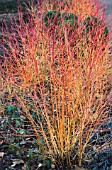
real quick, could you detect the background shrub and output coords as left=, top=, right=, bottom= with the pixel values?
left=0, top=0, right=111, bottom=168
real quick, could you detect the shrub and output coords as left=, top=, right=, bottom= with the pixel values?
left=0, top=0, right=111, bottom=168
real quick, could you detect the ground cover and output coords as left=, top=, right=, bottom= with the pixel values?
left=0, top=0, right=112, bottom=169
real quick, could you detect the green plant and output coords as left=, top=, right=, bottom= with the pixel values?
left=0, top=0, right=111, bottom=168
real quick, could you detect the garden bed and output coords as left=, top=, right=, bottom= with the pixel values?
left=0, top=0, right=112, bottom=170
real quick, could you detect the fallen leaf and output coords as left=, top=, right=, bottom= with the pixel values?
left=38, top=163, right=43, bottom=168
left=51, top=164, right=55, bottom=169
left=20, top=140, right=26, bottom=145
left=74, top=165, right=87, bottom=170
left=0, top=139, right=3, bottom=145
left=0, top=152, right=4, bottom=158
left=11, top=159, right=24, bottom=167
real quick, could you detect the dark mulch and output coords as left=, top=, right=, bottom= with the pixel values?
left=0, top=119, right=112, bottom=170
left=0, top=1, right=112, bottom=170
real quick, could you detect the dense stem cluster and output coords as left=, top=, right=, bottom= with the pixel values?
left=0, top=0, right=111, bottom=168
